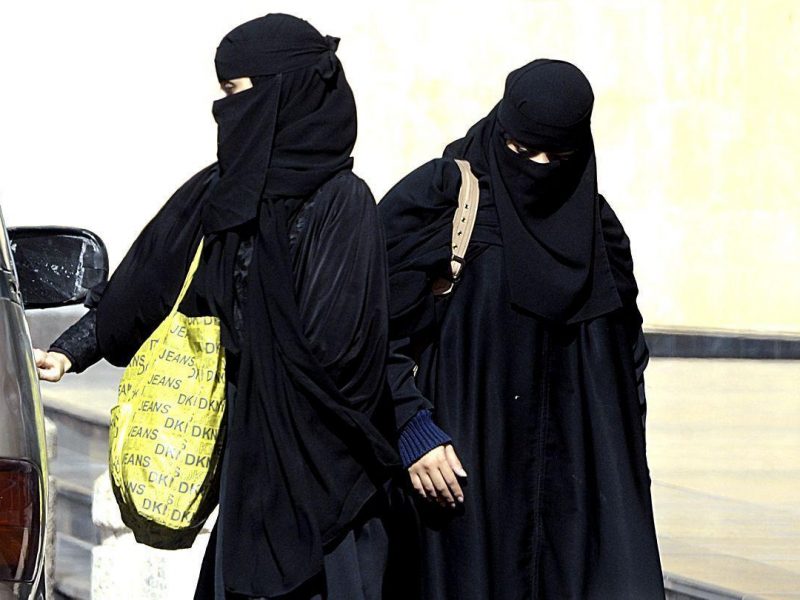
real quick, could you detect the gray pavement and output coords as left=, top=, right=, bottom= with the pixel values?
left=647, top=359, right=800, bottom=599
left=30, top=310, right=800, bottom=600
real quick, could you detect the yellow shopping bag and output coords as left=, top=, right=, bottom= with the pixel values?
left=108, top=239, right=226, bottom=549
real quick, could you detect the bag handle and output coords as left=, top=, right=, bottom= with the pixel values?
left=432, top=160, right=480, bottom=296
left=167, top=238, right=205, bottom=318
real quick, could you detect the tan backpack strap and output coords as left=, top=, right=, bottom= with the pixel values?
left=432, top=160, right=480, bottom=296
left=451, top=159, right=480, bottom=280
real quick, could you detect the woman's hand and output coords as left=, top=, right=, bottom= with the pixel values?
left=34, top=349, right=72, bottom=382
left=408, top=444, right=467, bottom=508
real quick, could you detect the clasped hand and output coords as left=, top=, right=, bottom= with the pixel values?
left=408, top=443, right=467, bottom=508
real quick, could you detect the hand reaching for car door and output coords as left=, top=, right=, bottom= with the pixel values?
left=34, top=348, right=71, bottom=382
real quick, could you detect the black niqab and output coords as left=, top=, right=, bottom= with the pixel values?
left=445, top=59, right=622, bottom=323
left=203, top=15, right=355, bottom=232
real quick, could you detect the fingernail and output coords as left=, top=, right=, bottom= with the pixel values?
left=457, top=496, right=464, bottom=503
left=457, top=468, right=467, bottom=477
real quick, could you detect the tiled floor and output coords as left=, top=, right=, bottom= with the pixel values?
left=646, top=359, right=800, bottom=599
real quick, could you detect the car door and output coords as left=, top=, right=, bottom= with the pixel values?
left=1, top=206, right=108, bottom=600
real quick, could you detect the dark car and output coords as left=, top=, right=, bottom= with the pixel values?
left=0, top=206, right=107, bottom=600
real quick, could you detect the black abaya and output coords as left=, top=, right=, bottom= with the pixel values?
left=379, top=158, right=664, bottom=599
left=80, top=14, right=398, bottom=598
left=51, top=168, right=394, bottom=599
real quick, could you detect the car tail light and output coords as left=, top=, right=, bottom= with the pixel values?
left=0, top=459, right=41, bottom=583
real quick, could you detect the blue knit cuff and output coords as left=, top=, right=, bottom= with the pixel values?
left=398, top=410, right=452, bottom=468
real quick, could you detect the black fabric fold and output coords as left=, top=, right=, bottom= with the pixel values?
left=221, top=191, right=396, bottom=596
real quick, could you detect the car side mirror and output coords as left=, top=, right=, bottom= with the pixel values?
left=8, top=227, right=109, bottom=309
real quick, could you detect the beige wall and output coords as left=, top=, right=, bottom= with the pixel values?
left=1, top=0, right=797, bottom=333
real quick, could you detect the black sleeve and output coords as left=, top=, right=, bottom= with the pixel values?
left=378, top=159, right=461, bottom=433
left=599, top=193, right=649, bottom=428
left=389, top=337, right=453, bottom=466
left=95, top=165, right=215, bottom=366
left=49, top=309, right=102, bottom=374
left=598, top=194, right=639, bottom=308
left=291, top=174, right=390, bottom=415
left=387, top=337, right=431, bottom=429
left=46, top=168, right=212, bottom=374
left=48, top=280, right=108, bottom=373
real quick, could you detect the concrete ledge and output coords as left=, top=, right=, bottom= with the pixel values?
left=646, top=329, right=800, bottom=359
left=91, top=471, right=215, bottom=600
left=42, top=391, right=112, bottom=428
left=55, top=534, right=93, bottom=600
left=664, top=571, right=759, bottom=599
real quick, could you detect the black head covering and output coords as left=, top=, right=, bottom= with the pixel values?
left=202, top=13, right=356, bottom=232
left=445, top=59, right=621, bottom=323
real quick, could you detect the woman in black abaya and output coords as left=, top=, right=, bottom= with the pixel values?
left=36, top=14, right=398, bottom=599
left=380, top=60, right=664, bottom=599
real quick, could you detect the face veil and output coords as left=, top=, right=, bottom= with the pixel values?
left=445, top=59, right=622, bottom=323
left=201, top=13, right=357, bottom=234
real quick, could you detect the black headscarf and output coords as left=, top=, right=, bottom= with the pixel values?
left=445, top=59, right=622, bottom=323
left=97, top=14, right=397, bottom=597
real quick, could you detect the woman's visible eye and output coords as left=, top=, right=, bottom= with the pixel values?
left=506, top=139, right=530, bottom=156
left=219, top=78, right=254, bottom=97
